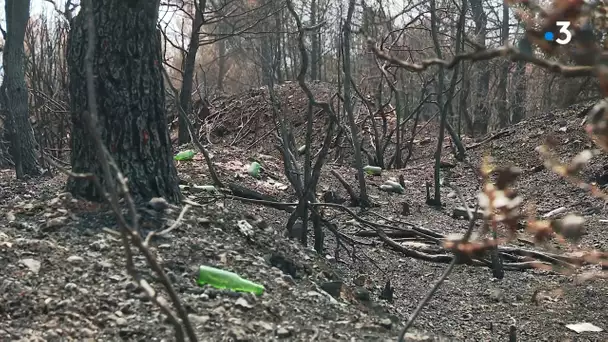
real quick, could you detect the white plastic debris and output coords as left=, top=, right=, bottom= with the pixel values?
left=565, top=322, right=603, bottom=333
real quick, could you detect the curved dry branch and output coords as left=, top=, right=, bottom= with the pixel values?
left=370, top=42, right=594, bottom=77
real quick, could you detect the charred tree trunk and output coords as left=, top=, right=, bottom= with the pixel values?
left=274, top=10, right=283, bottom=84
left=2, top=0, right=41, bottom=178
left=343, top=0, right=370, bottom=208
left=496, top=3, right=511, bottom=128
left=511, top=59, right=527, bottom=124
left=178, top=0, right=205, bottom=145
left=66, top=0, right=182, bottom=203
left=217, top=21, right=228, bottom=92
left=470, top=0, right=490, bottom=135
left=310, top=0, right=319, bottom=81
left=496, top=2, right=510, bottom=128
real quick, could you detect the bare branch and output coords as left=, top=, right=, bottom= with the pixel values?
left=369, top=41, right=594, bottom=77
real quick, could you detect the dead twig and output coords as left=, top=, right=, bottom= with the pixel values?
left=144, top=204, right=192, bottom=246
left=397, top=180, right=478, bottom=341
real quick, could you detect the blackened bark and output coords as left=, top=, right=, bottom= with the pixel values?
left=511, top=60, right=527, bottom=124
left=497, top=2, right=509, bottom=128
left=66, top=0, right=181, bottom=203
left=3, top=0, right=41, bottom=178
left=310, top=0, right=319, bottom=81
left=274, top=10, right=283, bottom=84
left=217, top=22, right=228, bottom=92
left=470, top=0, right=490, bottom=135
left=178, top=0, right=205, bottom=145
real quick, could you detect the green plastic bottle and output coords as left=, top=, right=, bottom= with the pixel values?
left=363, top=165, right=382, bottom=175
left=248, top=162, right=262, bottom=178
left=174, top=149, right=196, bottom=161
left=197, top=265, right=265, bottom=296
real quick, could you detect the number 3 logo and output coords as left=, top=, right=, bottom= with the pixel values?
left=555, top=21, right=572, bottom=45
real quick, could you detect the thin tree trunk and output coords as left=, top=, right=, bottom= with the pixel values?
left=343, top=0, right=370, bottom=207
left=3, top=0, right=41, bottom=178
left=274, top=10, right=283, bottom=83
left=511, top=59, right=527, bottom=124
left=497, top=2, right=510, bottom=128
left=310, top=0, right=319, bottom=81
left=430, top=0, right=445, bottom=205
left=178, top=0, right=206, bottom=145
left=470, top=0, right=490, bottom=135
left=217, top=22, right=228, bottom=92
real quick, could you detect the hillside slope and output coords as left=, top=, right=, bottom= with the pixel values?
left=1, top=96, right=607, bottom=341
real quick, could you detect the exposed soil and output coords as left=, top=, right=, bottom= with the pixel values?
left=1, top=84, right=607, bottom=341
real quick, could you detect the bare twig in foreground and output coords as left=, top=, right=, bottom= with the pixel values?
left=144, top=204, right=192, bottom=246
left=397, top=181, right=478, bottom=341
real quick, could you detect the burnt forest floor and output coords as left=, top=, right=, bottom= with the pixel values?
left=1, top=86, right=608, bottom=341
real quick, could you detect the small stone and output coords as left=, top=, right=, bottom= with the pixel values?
left=255, top=219, right=268, bottom=229
left=5, top=212, right=16, bottom=222
left=274, top=277, right=290, bottom=289
left=281, top=274, right=296, bottom=285
left=197, top=217, right=211, bottom=225
left=108, top=275, right=122, bottom=283
left=64, top=282, right=78, bottom=291
left=90, top=240, right=109, bottom=251
left=489, top=288, right=504, bottom=302
left=188, top=314, right=210, bottom=325
left=45, top=216, right=68, bottom=230
left=252, top=321, right=274, bottom=332
left=80, top=328, right=96, bottom=337
left=97, top=261, right=113, bottom=270
left=378, top=318, right=392, bottom=330
left=67, top=255, right=84, bottom=264
left=45, top=329, right=59, bottom=338
left=19, top=258, right=41, bottom=274
left=354, top=287, right=371, bottom=301
left=235, top=297, right=253, bottom=310
left=276, top=327, right=292, bottom=338
left=229, top=326, right=249, bottom=341
left=115, top=317, right=128, bottom=326
left=353, top=274, right=367, bottom=286
left=319, top=281, right=342, bottom=298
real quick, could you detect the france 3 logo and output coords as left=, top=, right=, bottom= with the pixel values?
left=543, top=21, right=572, bottom=45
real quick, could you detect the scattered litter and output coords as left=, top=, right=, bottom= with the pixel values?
left=198, top=265, right=265, bottom=295
left=565, top=322, right=603, bottom=333
left=174, top=149, right=196, bottom=161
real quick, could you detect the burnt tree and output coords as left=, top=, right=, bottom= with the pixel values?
left=66, top=0, right=182, bottom=203
left=2, top=0, right=41, bottom=177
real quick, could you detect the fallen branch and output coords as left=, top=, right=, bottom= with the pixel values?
left=205, top=193, right=588, bottom=271
left=226, top=182, right=294, bottom=212
left=465, top=129, right=514, bottom=151
left=330, top=169, right=359, bottom=205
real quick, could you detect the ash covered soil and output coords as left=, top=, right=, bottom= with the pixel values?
left=1, top=84, right=607, bottom=341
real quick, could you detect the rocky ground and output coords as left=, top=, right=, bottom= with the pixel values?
left=1, top=85, right=607, bottom=341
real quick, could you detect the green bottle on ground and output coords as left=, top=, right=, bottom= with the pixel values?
left=197, top=265, right=265, bottom=296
